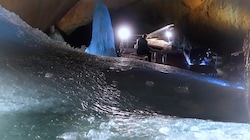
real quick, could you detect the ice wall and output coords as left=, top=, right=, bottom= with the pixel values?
left=85, top=0, right=117, bottom=57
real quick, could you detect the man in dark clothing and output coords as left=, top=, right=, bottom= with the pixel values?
left=136, top=34, right=151, bottom=62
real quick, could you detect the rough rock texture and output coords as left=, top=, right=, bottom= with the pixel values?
left=57, top=0, right=139, bottom=34
left=0, top=0, right=79, bottom=31
left=183, top=0, right=250, bottom=53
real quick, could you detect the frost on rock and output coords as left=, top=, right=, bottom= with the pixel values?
left=0, top=5, right=73, bottom=51
left=85, top=0, right=117, bottom=57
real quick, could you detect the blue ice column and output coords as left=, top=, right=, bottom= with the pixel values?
left=85, top=0, right=117, bottom=57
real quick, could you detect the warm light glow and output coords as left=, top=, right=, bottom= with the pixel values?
left=117, top=25, right=131, bottom=40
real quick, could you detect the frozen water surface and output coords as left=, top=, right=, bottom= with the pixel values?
left=0, top=5, right=250, bottom=140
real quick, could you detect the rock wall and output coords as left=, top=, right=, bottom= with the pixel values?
left=183, top=0, right=250, bottom=52
left=56, top=0, right=139, bottom=34
left=0, top=0, right=79, bottom=31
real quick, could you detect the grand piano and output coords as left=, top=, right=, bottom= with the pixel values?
left=121, top=24, right=174, bottom=63
left=146, top=24, right=174, bottom=63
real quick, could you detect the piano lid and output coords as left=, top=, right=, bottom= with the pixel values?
left=147, top=24, right=174, bottom=39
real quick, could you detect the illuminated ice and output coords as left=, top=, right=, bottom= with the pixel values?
left=85, top=0, right=117, bottom=57
left=0, top=4, right=250, bottom=140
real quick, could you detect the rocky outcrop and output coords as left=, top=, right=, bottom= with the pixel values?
left=183, top=0, right=250, bottom=52
left=0, top=0, right=79, bottom=31
left=56, top=0, right=139, bottom=34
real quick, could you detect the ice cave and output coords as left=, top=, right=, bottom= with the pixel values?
left=0, top=0, right=250, bottom=140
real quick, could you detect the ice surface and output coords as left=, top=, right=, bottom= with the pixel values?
left=82, top=116, right=250, bottom=140
left=85, top=0, right=117, bottom=57
left=0, top=4, right=250, bottom=140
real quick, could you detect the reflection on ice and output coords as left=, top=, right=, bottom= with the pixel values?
left=1, top=112, right=250, bottom=140
left=55, top=116, right=250, bottom=140
left=56, top=132, right=79, bottom=140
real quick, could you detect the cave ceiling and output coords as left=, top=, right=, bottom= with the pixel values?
left=0, top=0, right=250, bottom=54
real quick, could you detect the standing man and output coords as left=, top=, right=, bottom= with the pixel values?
left=136, top=34, right=151, bottom=62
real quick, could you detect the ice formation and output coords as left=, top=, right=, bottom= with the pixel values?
left=85, top=0, right=117, bottom=57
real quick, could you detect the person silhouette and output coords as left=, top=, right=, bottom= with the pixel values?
left=136, top=34, right=151, bottom=62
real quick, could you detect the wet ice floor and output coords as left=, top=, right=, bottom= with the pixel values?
left=1, top=111, right=250, bottom=140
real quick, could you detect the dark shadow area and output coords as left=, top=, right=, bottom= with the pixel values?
left=62, top=22, right=92, bottom=48
left=105, top=68, right=249, bottom=123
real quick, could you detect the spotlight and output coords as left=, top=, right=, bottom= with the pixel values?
left=117, top=25, right=132, bottom=40
left=165, top=31, right=172, bottom=39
